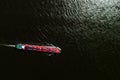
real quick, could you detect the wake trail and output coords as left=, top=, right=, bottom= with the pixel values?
left=0, top=44, right=15, bottom=47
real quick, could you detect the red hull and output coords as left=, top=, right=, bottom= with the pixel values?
left=22, top=44, right=61, bottom=54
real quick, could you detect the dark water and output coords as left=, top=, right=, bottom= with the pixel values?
left=0, top=0, right=120, bottom=79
